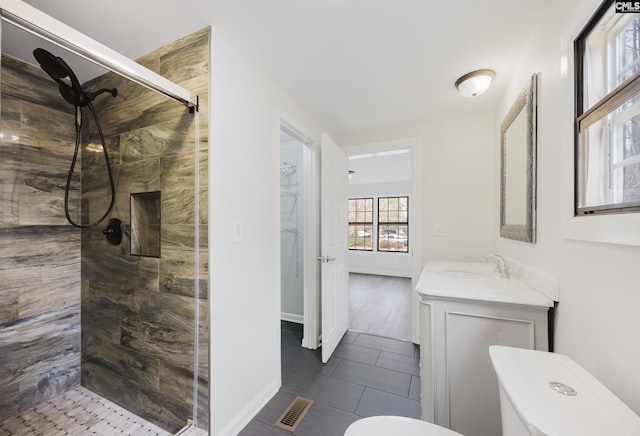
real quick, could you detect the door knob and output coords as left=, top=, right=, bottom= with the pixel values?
left=317, top=255, right=337, bottom=263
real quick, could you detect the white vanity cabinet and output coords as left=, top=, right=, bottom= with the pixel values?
left=416, top=261, right=553, bottom=436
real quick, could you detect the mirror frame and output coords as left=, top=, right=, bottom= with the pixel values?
left=500, top=73, right=537, bottom=243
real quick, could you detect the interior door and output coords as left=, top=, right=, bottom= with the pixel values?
left=320, top=133, right=349, bottom=363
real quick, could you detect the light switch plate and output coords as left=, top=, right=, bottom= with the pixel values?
left=233, top=221, right=243, bottom=243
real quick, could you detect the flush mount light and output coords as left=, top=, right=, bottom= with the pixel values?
left=348, top=170, right=355, bottom=180
left=455, top=69, right=495, bottom=97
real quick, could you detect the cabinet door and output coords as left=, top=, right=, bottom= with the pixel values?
left=434, top=300, right=547, bottom=436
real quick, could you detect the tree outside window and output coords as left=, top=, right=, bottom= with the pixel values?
left=378, top=196, right=408, bottom=252
left=348, top=198, right=373, bottom=250
left=576, top=1, right=640, bottom=214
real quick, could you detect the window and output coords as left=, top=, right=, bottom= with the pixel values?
left=348, top=198, right=373, bottom=250
left=377, top=196, right=408, bottom=252
left=575, top=0, right=640, bottom=215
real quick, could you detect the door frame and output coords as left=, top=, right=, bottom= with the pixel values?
left=280, top=116, right=320, bottom=349
left=343, top=137, right=423, bottom=343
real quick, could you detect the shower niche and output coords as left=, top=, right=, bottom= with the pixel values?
left=130, top=191, right=161, bottom=257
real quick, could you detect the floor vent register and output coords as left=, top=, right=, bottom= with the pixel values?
left=274, top=396, right=314, bottom=432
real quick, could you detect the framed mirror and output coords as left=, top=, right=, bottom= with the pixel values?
left=500, top=73, right=537, bottom=243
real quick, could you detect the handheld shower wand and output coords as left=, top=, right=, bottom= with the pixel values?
left=33, top=47, right=118, bottom=229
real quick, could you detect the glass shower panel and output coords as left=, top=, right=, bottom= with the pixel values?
left=0, top=18, right=208, bottom=435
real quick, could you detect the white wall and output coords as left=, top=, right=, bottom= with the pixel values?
left=347, top=181, right=412, bottom=277
left=339, top=111, right=498, bottom=263
left=209, top=34, right=328, bottom=436
left=496, top=0, right=640, bottom=414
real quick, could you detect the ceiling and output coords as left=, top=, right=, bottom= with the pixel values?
left=16, top=0, right=551, bottom=136
left=348, top=150, right=412, bottom=185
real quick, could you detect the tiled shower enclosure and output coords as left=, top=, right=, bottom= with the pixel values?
left=0, top=18, right=209, bottom=435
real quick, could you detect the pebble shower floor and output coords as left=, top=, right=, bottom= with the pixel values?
left=0, top=386, right=172, bottom=436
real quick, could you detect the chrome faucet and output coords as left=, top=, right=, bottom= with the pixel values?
left=483, top=253, right=510, bottom=279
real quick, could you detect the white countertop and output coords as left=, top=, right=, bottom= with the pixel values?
left=416, top=261, right=554, bottom=307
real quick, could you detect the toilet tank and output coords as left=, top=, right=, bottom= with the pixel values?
left=489, top=346, right=640, bottom=436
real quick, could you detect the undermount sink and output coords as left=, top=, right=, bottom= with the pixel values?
left=437, top=271, right=490, bottom=279
left=416, top=261, right=554, bottom=307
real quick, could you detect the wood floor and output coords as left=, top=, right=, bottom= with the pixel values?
left=348, top=273, right=412, bottom=341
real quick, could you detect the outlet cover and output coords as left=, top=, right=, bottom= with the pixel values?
left=434, top=223, right=448, bottom=237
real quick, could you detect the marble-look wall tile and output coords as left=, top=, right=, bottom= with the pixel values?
left=18, top=193, right=70, bottom=225
left=0, top=382, right=20, bottom=421
left=0, top=93, right=81, bottom=225
left=120, top=115, right=196, bottom=163
left=0, top=93, right=22, bottom=134
left=86, top=92, right=188, bottom=141
left=1, top=54, right=72, bottom=112
left=81, top=280, right=123, bottom=345
left=19, top=272, right=80, bottom=319
left=82, top=335, right=160, bottom=391
left=21, top=99, right=77, bottom=140
left=81, top=243, right=159, bottom=294
left=160, top=149, right=208, bottom=225
left=81, top=360, right=189, bottom=431
left=80, top=158, right=161, bottom=226
left=79, top=27, right=210, bottom=433
left=0, top=190, right=17, bottom=226
left=86, top=71, right=159, bottom=115
left=119, top=291, right=196, bottom=367
left=0, top=306, right=80, bottom=388
left=159, top=31, right=209, bottom=84
left=0, top=288, right=19, bottom=324
left=160, top=249, right=208, bottom=300
left=19, top=366, right=80, bottom=411
left=82, top=135, right=121, bottom=168
left=0, top=226, right=80, bottom=291
left=157, top=361, right=195, bottom=409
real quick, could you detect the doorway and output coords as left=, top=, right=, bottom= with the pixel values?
left=279, top=122, right=320, bottom=351
left=280, top=131, right=305, bottom=325
left=345, top=140, right=422, bottom=343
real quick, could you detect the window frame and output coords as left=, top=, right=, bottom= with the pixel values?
left=348, top=197, right=374, bottom=251
left=377, top=196, right=409, bottom=253
left=574, top=0, right=640, bottom=215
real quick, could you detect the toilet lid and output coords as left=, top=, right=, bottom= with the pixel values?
left=345, top=416, right=464, bottom=436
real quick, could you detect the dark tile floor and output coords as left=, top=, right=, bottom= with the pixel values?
left=239, top=322, right=421, bottom=436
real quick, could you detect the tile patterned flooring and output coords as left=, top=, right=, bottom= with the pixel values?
left=0, top=386, right=173, bottom=436
left=239, top=323, right=421, bottom=436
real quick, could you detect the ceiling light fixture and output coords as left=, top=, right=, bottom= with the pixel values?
left=455, top=69, right=495, bottom=97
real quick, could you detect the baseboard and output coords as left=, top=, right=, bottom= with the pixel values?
left=212, top=378, right=280, bottom=436
left=281, top=312, right=304, bottom=324
left=348, top=268, right=412, bottom=278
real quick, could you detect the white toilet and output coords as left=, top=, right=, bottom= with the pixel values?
left=344, top=415, right=462, bottom=436
left=490, top=345, right=640, bottom=436
left=345, top=346, right=640, bottom=436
